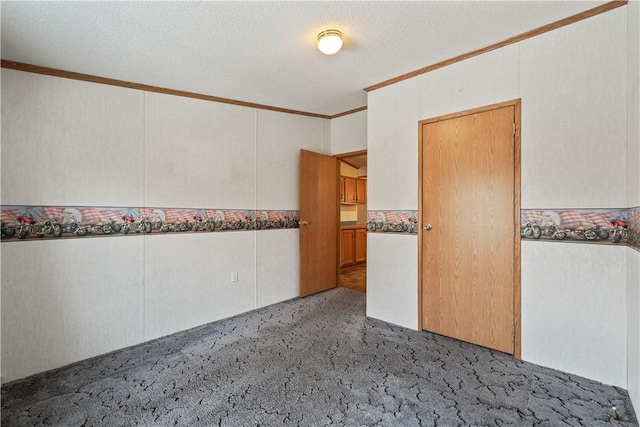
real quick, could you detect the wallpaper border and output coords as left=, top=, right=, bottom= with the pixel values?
left=627, top=206, right=639, bottom=251
left=366, top=208, right=639, bottom=252
left=367, top=210, right=418, bottom=234
left=520, top=208, right=632, bottom=248
left=0, top=205, right=299, bottom=242
left=2, top=205, right=637, bottom=251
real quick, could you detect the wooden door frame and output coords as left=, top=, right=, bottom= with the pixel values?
left=417, top=99, right=521, bottom=358
left=335, top=149, right=367, bottom=170
left=334, top=149, right=368, bottom=284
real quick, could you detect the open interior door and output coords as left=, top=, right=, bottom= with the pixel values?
left=299, top=149, right=339, bottom=297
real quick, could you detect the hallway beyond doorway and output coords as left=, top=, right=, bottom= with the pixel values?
left=339, top=263, right=366, bottom=293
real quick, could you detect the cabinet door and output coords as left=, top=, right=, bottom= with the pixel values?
left=341, top=230, right=356, bottom=267
left=356, top=178, right=367, bottom=204
left=355, top=229, right=367, bottom=263
left=344, top=177, right=357, bottom=203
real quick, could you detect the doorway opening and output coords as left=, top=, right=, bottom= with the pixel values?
left=335, top=150, right=367, bottom=293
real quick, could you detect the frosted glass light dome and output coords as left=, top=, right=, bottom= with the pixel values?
left=317, top=30, right=343, bottom=55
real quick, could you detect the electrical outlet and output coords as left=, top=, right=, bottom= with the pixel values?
left=231, top=271, right=238, bottom=283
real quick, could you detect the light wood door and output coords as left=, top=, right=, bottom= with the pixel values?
left=300, top=149, right=339, bottom=297
left=420, top=101, right=520, bottom=355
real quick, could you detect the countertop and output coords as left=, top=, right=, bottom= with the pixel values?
left=340, top=224, right=367, bottom=230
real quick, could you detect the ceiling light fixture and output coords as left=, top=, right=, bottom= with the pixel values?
left=317, top=29, right=343, bottom=55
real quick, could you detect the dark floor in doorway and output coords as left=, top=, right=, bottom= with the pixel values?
left=339, top=262, right=366, bottom=293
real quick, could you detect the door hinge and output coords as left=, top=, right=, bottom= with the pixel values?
left=512, top=123, right=516, bottom=135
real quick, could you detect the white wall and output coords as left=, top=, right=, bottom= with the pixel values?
left=368, top=78, right=421, bottom=213
left=144, top=92, right=256, bottom=209
left=1, top=238, right=145, bottom=380
left=522, top=242, right=627, bottom=387
left=627, top=0, right=640, bottom=415
left=0, top=69, right=327, bottom=382
left=629, top=250, right=640, bottom=413
left=366, top=78, right=421, bottom=327
left=367, top=233, right=418, bottom=329
left=519, top=10, right=626, bottom=209
left=331, top=109, right=367, bottom=155
left=0, top=70, right=145, bottom=206
left=256, top=229, right=299, bottom=309
left=143, top=232, right=257, bottom=341
left=629, top=0, right=640, bottom=208
left=367, top=7, right=630, bottom=389
left=255, top=109, right=329, bottom=308
left=257, top=109, right=330, bottom=210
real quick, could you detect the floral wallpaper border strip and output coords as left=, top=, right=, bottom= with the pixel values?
left=0, top=205, right=299, bottom=242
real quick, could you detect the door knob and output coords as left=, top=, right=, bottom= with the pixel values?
left=300, top=221, right=309, bottom=226
left=424, top=224, right=432, bottom=231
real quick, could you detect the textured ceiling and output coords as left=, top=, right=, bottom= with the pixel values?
left=2, top=1, right=609, bottom=117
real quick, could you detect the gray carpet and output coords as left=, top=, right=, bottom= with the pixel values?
left=2, top=288, right=638, bottom=426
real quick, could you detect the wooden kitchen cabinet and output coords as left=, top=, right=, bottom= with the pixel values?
left=355, top=228, right=367, bottom=263
left=340, top=229, right=356, bottom=266
left=340, top=176, right=365, bottom=204
left=341, top=176, right=357, bottom=204
left=341, top=227, right=367, bottom=267
left=356, top=178, right=366, bottom=204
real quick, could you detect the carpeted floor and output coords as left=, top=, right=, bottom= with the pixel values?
left=2, top=288, right=638, bottom=426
